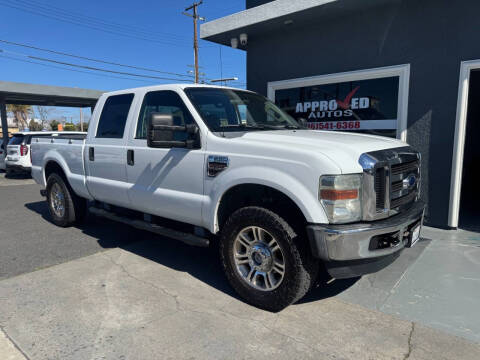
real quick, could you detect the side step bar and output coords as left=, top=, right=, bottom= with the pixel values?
left=89, top=207, right=210, bottom=247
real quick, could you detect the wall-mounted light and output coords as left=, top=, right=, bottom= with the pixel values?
left=231, top=37, right=238, bottom=48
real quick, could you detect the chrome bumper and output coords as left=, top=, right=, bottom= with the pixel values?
left=306, top=201, right=425, bottom=262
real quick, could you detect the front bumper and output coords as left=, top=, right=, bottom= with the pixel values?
left=306, top=201, right=425, bottom=278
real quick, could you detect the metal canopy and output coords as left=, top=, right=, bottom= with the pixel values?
left=0, top=81, right=103, bottom=107
left=0, top=81, right=104, bottom=145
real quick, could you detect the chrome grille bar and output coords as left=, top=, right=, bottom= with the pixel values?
left=359, top=146, right=420, bottom=221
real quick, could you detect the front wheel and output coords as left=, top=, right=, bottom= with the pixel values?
left=46, top=173, right=86, bottom=227
left=220, top=206, right=318, bottom=312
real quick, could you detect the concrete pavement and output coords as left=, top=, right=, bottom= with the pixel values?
left=1, top=246, right=479, bottom=360
left=1, top=174, right=480, bottom=359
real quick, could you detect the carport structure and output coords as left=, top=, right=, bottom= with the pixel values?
left=0, top=80, right=104, bottom=146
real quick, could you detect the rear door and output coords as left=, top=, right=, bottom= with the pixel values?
left=85, top=93, right=136, bottom=207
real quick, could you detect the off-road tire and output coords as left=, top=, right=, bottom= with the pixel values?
left=46, top=172, right=86, bottom=227
left=220, top=206, right=318, bottom=312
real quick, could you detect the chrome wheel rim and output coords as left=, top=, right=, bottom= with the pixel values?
left=50, top=183, right=65, bottom=218
left=233, top=226, right=285, bottom=291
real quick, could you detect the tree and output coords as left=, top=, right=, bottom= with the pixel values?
left=76, top=121, right=89, bottom=132
left=49, top=120, right=60, bottom=131
left=7, top=104, right=32, bottom=130
left=35, top=106, right=55, bottom=129
left=28, top=119, right=43, bottom=131
left=64, top=122, right=76, bottom=131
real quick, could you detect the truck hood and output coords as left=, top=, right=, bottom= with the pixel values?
left=232, top=130, right=407, bottom=173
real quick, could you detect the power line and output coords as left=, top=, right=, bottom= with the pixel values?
left=0, top=53, right=158, bottom=84
left=0, top=39, right=195, bottom=79
left=12, top=0, right=190, bottom=42
left=0, top=0, right=192, bottom=47
left=0, top=48, right=194, bottom=83
left=27, top=55, right=194, bottom=83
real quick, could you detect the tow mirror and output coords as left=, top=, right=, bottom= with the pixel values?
left=147, top=113, right=199, bottom=149
left=297, top=118, right=308, bottom=128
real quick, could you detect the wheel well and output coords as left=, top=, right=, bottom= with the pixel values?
left=45, top=161, right=67, bottom=183
left=216, top=184, right=308, bottom=234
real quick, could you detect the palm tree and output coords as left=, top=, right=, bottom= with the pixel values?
left=6, top=104, right=32, bottom=130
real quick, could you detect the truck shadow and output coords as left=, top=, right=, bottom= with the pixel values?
left=25, top=200, right=358, bottom=307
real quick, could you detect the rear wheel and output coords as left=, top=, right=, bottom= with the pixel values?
left=220, top=206, right=318, bottom=312
left=46, top=173, right=86, bottom=227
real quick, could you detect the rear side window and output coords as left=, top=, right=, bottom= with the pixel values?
left=9, top=135, right=25, bottom=145
left=96, top=93, right=134, bottom=138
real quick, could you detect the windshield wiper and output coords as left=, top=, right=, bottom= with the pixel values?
left=283, top=124, right=302, bottom=129
left=219, top=124, right=267, bottom=130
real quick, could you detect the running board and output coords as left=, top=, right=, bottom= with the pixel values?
left=89, top=207, right=209, bottom=247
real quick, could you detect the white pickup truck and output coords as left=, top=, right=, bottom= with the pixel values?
left=31, top=84, right=425, bottom=311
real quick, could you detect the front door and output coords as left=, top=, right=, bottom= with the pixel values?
left=126, top=90, right=205, bottom=226
left=85, top=93, right=136, bottom=207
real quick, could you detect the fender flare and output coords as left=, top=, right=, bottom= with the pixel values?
left=205, top=165, right=328, bottom=233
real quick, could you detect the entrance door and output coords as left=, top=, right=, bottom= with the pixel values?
left=459, top=69, right=480, bottom=230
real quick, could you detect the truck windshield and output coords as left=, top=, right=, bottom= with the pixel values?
left=185, top=87, right=301, bottom=133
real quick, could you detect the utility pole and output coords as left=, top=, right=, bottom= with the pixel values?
left=79, top=108, right=83, bottom=132
left=183, top=1, right=205, bottom=84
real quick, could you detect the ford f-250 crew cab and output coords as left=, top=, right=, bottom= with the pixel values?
left=31, top=84, right=425, bottom=311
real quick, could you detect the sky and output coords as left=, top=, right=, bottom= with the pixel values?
left=0, top=0, right=246, bottom=123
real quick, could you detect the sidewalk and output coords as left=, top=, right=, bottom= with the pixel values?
left=336, top=226, right=480, bottom=342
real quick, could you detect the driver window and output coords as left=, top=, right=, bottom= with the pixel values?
left=136, top=90, right=194, bottom=140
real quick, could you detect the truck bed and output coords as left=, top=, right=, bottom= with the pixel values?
left=30, top=134, right=91, bottom=200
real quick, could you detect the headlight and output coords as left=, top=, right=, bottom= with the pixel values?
left=319, top=174, right=362, bottom=223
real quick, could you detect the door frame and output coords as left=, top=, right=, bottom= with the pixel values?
left=267, top=64, right=411, bottom=141
left=448, top=59, right=480, bottom=228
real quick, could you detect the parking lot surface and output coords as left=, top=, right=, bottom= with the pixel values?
left=1, top=173, right=479, bottom=359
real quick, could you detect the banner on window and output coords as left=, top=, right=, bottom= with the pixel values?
left=274, top=76, right=400, bottom=137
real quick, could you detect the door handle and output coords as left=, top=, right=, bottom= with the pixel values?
left=89, top=147, right=94, bottom=161
left=127, top=149, right=134, bottom=166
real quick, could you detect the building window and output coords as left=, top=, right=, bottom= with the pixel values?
left=268, top=64, right=410, bottom=140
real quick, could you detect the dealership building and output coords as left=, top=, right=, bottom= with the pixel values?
left=201, top=0, right=480, bottom=229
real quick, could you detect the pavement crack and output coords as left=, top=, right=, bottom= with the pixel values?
left=101, top=252, right=182, bottom=312
left=403, top=322, right=415, bottom=360
left=0, top=325, right=30, bottom=360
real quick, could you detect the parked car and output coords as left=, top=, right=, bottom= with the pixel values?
left=6, top=131, right=85, bottom=176
left=31, top=84, right=425, bottom=311
left=0, top=142, right=6, bottom=171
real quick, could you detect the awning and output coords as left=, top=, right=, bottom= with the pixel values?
left=200, top=0, right=397, bottom=48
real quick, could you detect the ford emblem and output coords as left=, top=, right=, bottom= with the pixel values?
left=403, top=174, right=417, bottom=189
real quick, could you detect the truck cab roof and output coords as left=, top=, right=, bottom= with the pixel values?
left=101, top=83, right=250, bottom=97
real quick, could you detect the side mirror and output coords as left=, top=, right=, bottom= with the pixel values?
left=297, top=118, right=308, bottom=128
left=147, top=113, right=199, bottom=149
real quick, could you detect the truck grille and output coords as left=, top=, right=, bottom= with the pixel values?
left=360, top=147, right=420, bottom=221
left=374, top=167, right=386, bottom=210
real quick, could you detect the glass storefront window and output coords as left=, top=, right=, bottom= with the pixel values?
left=268, top=65, right=410, bottom=139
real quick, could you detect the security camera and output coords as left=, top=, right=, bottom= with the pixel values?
left=231, top=37, right=238, bottom=49
left=239, top=33, right=248, bottom=46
